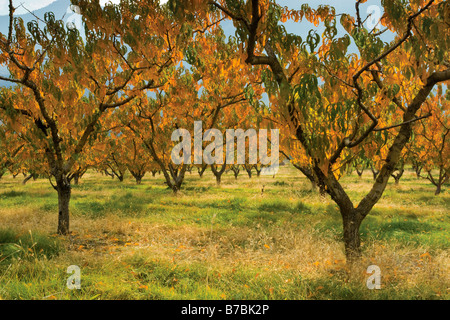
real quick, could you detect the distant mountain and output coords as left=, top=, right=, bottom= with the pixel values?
left=0, top=0, right=71, bottom=34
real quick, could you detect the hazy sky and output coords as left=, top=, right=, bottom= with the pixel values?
left=0, top=0, right=377, bottom=16
left=0, top=0, right=58, bottom=15
left=0, top=0, right=171, bottom=15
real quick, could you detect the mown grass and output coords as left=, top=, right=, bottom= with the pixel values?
left=0, top=165, right=448, bottom=300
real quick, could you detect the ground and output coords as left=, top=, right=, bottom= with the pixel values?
left=0, top=164, right=448, bottom=300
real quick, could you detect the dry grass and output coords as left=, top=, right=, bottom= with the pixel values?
left=0, top=165, right=448, bottom=299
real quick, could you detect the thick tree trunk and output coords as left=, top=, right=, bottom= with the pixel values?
left=312, top=165, right=366, bottom=262
left=57, top=181, right=71, bottom=235
left=342, top=212, right=363, bottom=260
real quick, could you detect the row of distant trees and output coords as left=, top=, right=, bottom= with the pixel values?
left=1, top=138, right=447, bottom=196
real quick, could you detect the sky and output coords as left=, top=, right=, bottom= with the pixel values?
left=0, top=0, right=168, bottom=15
left=0, top=0, right=379, bottom=18
left=0, top=0, right=59, bottom=16
left=0, top=0, right=390, bottom=42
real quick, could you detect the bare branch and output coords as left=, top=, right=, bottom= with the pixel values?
left=373, top=113, right=431, bottom=132
left=193, top=17, right=226, bottom=34
left=208, top=1, right=250, bottom=30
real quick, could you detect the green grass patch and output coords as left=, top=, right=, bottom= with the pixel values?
left=0, top=229, right=62, bottom=263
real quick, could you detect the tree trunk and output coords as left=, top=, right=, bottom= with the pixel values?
left=356, top=168, right=364, bottom=178
left=244, top=165, right=252, bottom=178
left=129, top=169, right=145, bottom=185
left=73, top=169, right=86, bottom=185
left=312, top=165, right=365, bottom=262
left=211, top=163, right=226, bottom=185
left=391, top=168, right=404, bottom=185
left=167, top=166, right=186, bottom=194
left=311, top=179, right=317, bottom=191
left=73, top=173, right=80, bottom=185
left=435, top=184, right=441, bottom=195
left=292, top=164, right=319, bottom=192
left=230, top=165, right=240, bottom=179
left=22, top=174, right=34, bottom=185
left=429, top=170, right=448, bottom=196
left=342, top=212, right=363, bottom=260
left=370, top=166, right=379, bottom=181
left=198, top=164, right=208, bottom=178
left=255, top=165, right=262, bottom=177
left=416, top=167, right=422, bottom=179
left=413, top=164, right=422, bottom=179
left=57, top=181, right=71, bottom=235
left=105, top=169, right=114, bottom=179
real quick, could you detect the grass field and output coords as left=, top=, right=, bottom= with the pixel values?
left=0, top=164, right=448, bottom=300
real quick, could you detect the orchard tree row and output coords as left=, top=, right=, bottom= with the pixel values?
left=1, top=132, right=447, bottom=195
left=0, top=0, right=449, bottom=261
